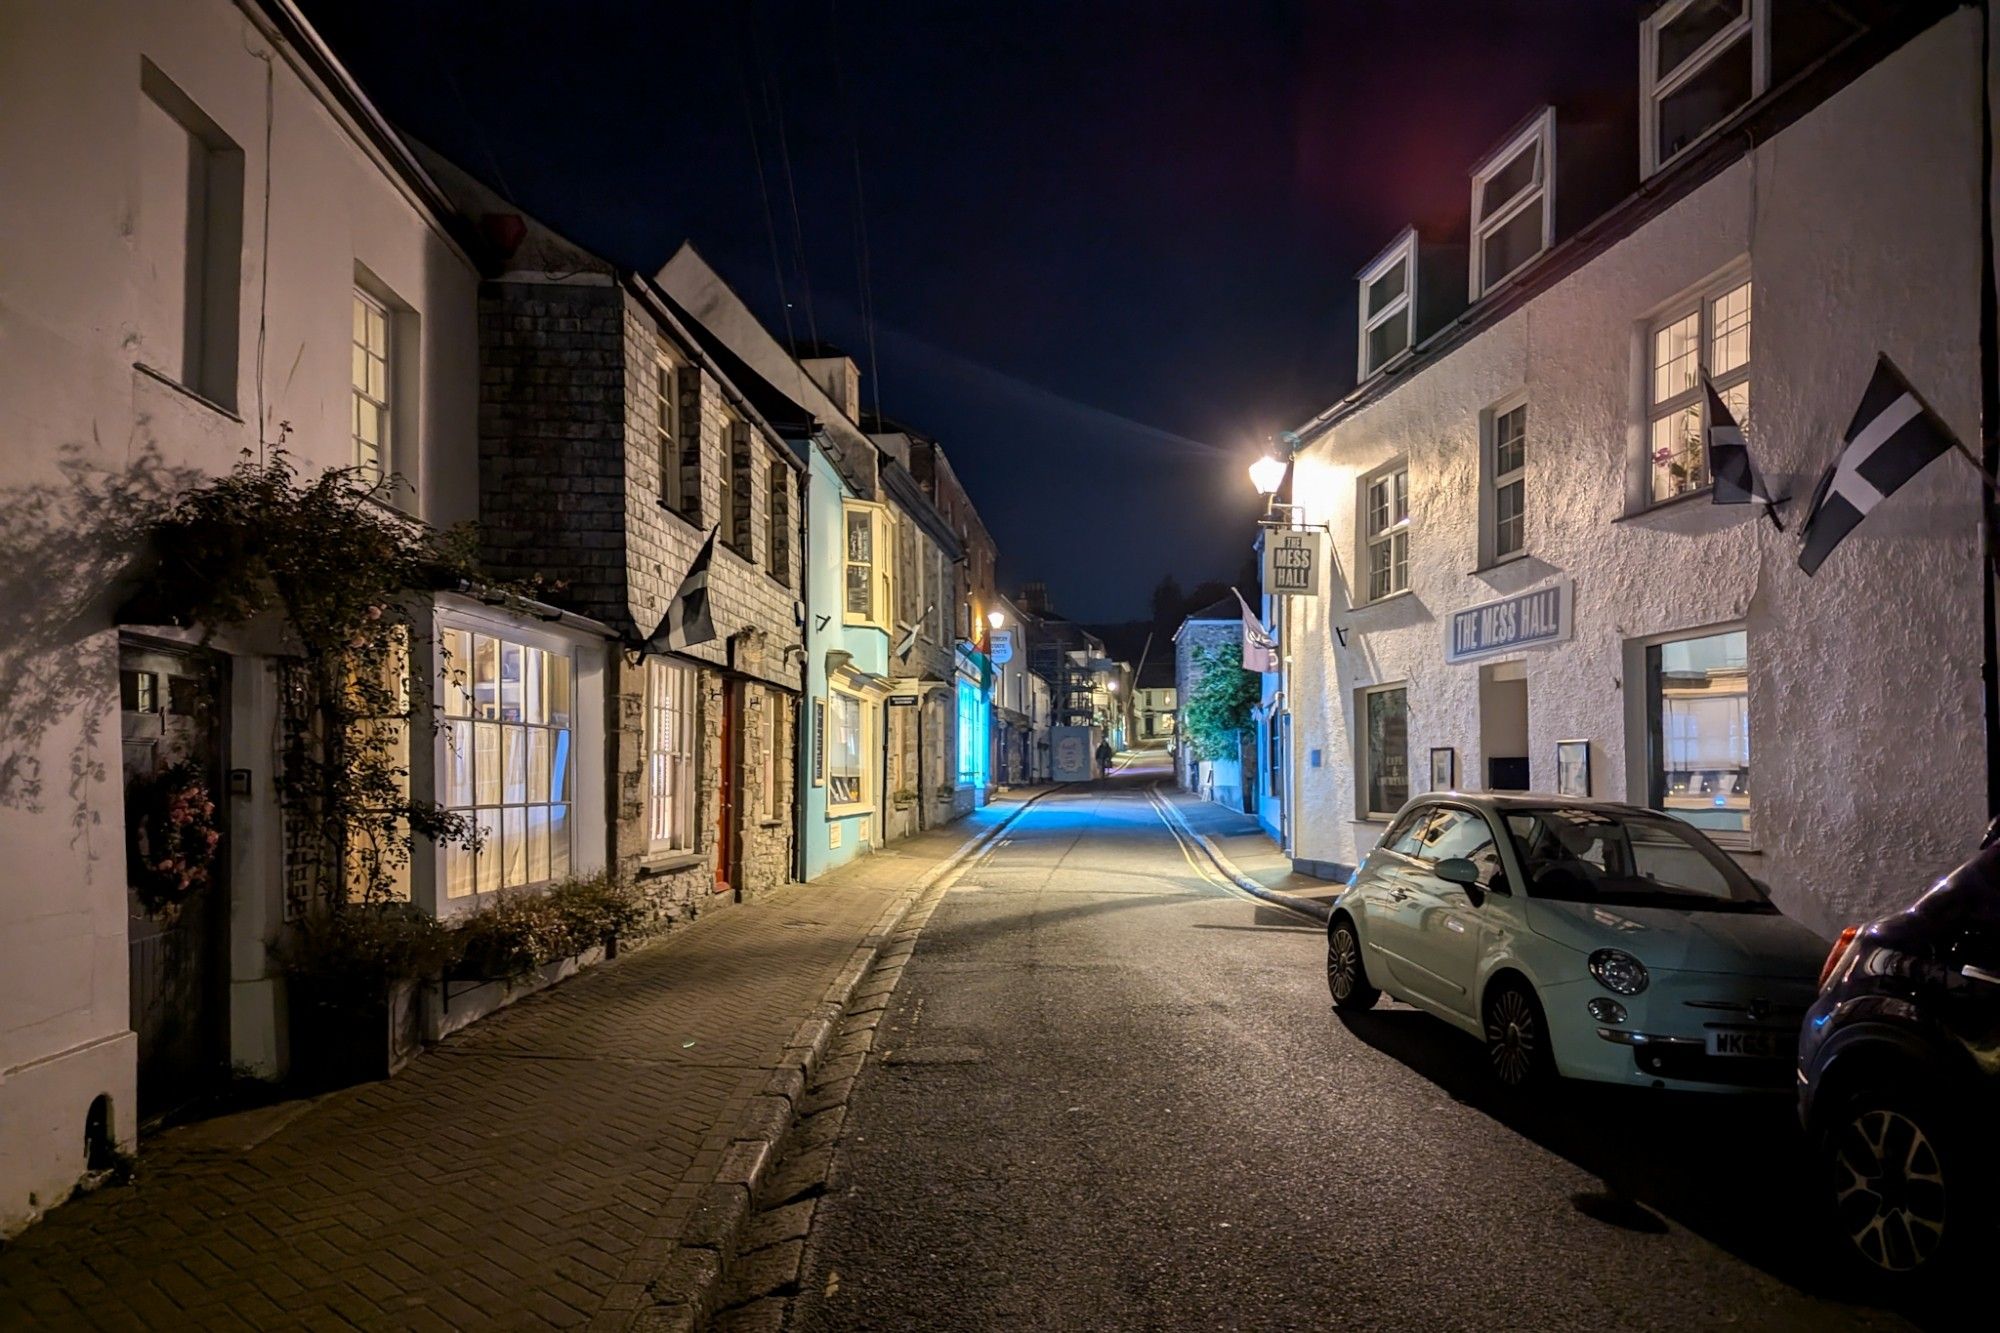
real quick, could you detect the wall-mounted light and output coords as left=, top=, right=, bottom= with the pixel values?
left=987, top=610, right=1005, bottom=630
left=1248, top=452, right=1287, bottom=497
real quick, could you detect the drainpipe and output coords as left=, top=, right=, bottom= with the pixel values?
left=1983, top=0, right=2000, bottom=821
left=794, top=452, right=813, bottom=884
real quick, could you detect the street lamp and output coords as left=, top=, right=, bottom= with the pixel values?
left=987, top=609, right=1005, bottom=630
left=1107, top=679, right=1118, bottom=693
left=1248, top=452, right=1287, bottom=497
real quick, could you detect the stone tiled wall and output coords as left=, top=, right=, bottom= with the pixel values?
left=1174, top=621, right=1239, bottom=789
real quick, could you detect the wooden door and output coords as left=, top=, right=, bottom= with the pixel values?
left=121, top=638, right=228, bottom=1124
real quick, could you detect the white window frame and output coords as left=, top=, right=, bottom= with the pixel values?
left=826, top=686, right=870, bottom=816
left=1357, top=228, right=1417, bottom=380
left=1625, top=621, right=1753, bottom=851
left=1359, top=460, right=1411, bottom=603
left=646, top=657, right=698, bottom=855
left=352, top=287, right=392, bottom=487
left=1359, top=682, right=1410, bottom=821
left=841, top=500, right=894, bottom=632
left=1468, top=108, right=1555, bottom=299
left=1644, top=271, right=1752, bottom=506
left=1482, top=395, right=1529, bottom=566
left=649, top=350, right=682, bottom=512
left=1641, top=0, right=1769, bottom=178
left=435, top=615, right=579, bottom=906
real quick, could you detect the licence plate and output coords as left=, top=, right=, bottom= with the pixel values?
left=1706, top=1027, right=1788, bottom=1059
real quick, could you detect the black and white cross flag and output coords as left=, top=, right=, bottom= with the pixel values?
left=893, top=609, right=929, bottom=658
left=1702, top=375, right=1776, bottom=513
left=650, top=526, right=719, bottom=650
left=1798, top=356, right=1961, bottom=576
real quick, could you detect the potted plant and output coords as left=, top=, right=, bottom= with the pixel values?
left=544, top=871, right=648, bottom=959
left=279, top=904, right=459, bottom=1089
left=450, top=891, right=581, bottom=981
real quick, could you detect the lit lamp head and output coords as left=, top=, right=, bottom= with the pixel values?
left=1107, top=679, right=1119, bottom=693
left=987, top=610, right=1005, bottom=630
left=1248, top=452, right=1287, bottom=497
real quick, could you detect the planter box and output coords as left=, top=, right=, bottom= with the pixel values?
left=430, top=944, right=608, bottom=1043
left=286, top=977, right=424, bottom=1091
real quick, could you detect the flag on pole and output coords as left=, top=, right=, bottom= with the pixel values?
left=1702, top=375, right=1776, bottom=514
left=1799, top=356, right=1962, bottom=575
left=1234, top=588, right=1278, bottom=673
left=893, top=610, right=926, bottom=658
left=650, top=527, right=718, bottom=650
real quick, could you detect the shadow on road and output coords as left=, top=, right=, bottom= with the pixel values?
left=1333, top=1005, right=1932, bottom=1324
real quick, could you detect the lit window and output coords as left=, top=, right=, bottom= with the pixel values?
left=1643, top=0, right=1766, bottom=176
left=1647, top=276, right=1751, bottom=503
left=1645, top=628, right=1751, bottom=842
left=352, top=289, right=391, bottom=486
left=842, top=501, right=893, bottom=631
left=1361, top=684, right=1409, bottom=819
left=1357, top=230, right=1416, bottom=378
left=1470, top=110, right=1554, bottom=297
left=1363, top=464, right=1410, bottom=601
left=1489, top=401, right=1527, bottom=561
left=646, top=659, right=697, bottom=853
left=828, top=690, right=866, bottom=810
left=438, top=626, right=574, bottom=898
left=957, top=679, right=987, bottom=789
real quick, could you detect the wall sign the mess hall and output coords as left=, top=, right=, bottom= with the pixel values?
left=1260, top=528, right=1327, bottom=598
left=1443, top=579, right=1573, bottom=665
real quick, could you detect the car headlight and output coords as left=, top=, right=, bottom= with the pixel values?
left=1589, top=949, right=1650, bottom=995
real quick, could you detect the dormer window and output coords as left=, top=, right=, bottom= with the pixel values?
left=1469, top=109, right=1554, bottom=299
left=1357, top=229, right=1416, bottom=379
left=1642, top=0, right=1768, bottom=177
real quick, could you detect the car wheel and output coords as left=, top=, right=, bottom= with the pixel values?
left=1326, top=916, right=1379, bottom=1011
left=1822, top=1089, right=1965, bottom=1283
left=1483, top=979, right=1553, bottom=1091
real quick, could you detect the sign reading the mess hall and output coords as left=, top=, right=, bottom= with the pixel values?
left=1261, top=528, right=1327, bottom=598
left=1444, top=580, right=1573, bottom=665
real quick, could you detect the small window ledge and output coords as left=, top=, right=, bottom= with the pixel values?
left=1615, top=486, right=1716, bottom=523
left=133, top=362, right=241, bottom=422
left=1352, top=590, right=1414, bottom=612
left=638, top=851, right=704, bottom=877
left=1470, top=553, right=1529, bottom=575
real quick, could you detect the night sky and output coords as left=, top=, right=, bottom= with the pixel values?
left=301, top=0, right=1635, bottom=622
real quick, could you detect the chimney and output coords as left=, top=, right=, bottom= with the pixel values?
left=1018, top=582, right=1051, bottom=615
left=799, top=352, right=862, bottom=423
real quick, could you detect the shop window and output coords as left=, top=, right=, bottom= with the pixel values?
left=957, top=679, right=987, bottom=790
left=828, top=690, right=866, bottom=812
left=1645, top=627, right=1751, bottom=841
left=647, top=659, right=697, bottom=854
left=438, top=625, right=574, bottom=898
left=1361, top=683, right=1409, bottom=819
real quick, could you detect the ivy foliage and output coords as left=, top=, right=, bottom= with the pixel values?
left=133, top=445, right=487, bottom=908
left=1180, top=641, right=1261, bottom=762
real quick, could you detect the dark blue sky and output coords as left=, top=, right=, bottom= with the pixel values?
left=302, top=0, right=1634, bottom=621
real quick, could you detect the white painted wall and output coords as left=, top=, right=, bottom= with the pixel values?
left=1288, top=12, right=1986, bottom=937
left=0, top=0, right=480, bottom=1235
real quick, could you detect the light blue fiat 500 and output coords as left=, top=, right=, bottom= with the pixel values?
left=1325, top=794, right=1828, bottom=1091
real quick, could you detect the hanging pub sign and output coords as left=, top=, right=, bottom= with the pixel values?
left=990, top=629, right=1015, bottom=664
left=1261, top=527, right=1327, bottom=598
left=1444, top=579, right=1573, bottom=665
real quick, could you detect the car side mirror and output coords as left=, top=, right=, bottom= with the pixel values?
left=1435, top=857, right=1480, bottom=887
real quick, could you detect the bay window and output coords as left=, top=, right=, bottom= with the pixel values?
left=842, top=500, right=893, bottom=632
left=438, top=625, right=574, bottom=899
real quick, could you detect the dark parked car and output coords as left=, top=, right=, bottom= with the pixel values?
left=1798, top=832, right=2000, bottom=1287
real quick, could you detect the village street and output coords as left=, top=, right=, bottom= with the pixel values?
left=787, top=752, right=1907, bottom=1333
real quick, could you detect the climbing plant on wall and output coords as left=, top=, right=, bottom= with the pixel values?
left=1180, top=641, right=1261, bottom=763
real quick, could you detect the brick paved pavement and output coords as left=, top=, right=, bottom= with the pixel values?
left=0, top=798, right=1039, bottom=1332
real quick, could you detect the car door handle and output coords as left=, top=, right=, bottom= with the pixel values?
left=1963, top=964, right=2000, bottom=985
left=1444, top=917, right=1466, bottom=934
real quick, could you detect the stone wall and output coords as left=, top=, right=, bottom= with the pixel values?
left=1174, top=621, right=1239, bottom=791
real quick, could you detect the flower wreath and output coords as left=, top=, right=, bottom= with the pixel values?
left=132, top=762, right=221, bottom=915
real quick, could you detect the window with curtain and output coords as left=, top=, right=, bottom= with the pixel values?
left=439, top=625, right=574, bottom=899
left=647, top=659, right=697, bottom=853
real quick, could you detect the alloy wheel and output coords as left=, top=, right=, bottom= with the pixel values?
left=1327, top=928, right=1359, bottom=1002
left=1485, top=987, right=1540, bottom=1087
left=1831, top=1107, right=1948, bottom=1273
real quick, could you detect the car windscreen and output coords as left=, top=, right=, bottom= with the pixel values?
left=1502, top=807, right=1771, bottom=911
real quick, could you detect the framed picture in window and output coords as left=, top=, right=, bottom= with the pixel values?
left=1556, top=739, right=1591, bottom=798
left=1428, top=746, right=1455, bottom=792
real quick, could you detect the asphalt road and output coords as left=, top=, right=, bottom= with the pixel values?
left=786, top=756, right=1915, bottom=1333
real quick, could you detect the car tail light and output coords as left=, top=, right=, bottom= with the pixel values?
left=1818, top=925, right=1860, bottom=990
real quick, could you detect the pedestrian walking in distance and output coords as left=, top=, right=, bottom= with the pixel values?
left=1096, top=740, right=1114, bottom=775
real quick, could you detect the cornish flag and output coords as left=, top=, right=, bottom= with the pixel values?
left=652, top=527, right=719, bottom=650
left=1234, top=588, right=1278, bottom=673
left=1702, top=375, right=1773, bottom=507
left=1798, top=357, right=1961, bottom=575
